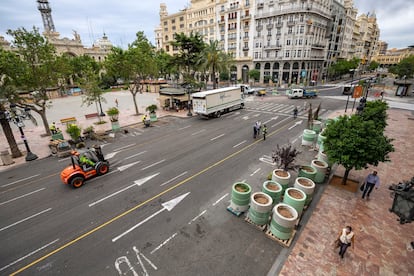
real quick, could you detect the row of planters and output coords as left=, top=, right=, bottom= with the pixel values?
left=228, top=146, right=333, bottom=246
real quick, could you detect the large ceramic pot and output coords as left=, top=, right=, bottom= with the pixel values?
left=272, top=169, right=291, bottom=192
left=230, top=182, right=252, bottom=212
left=311, top=159, right=329, bottom=183
left=248, top=192, right=273, bottom=225
left=301, top=129, right=316, bottom=146
left=270, top=203, right=298, bottom=240
left=283, top=187, right=307, bottom=217
left=294, top=177, right=316, bottom=206
left=262, top=181, right=283, bottom=205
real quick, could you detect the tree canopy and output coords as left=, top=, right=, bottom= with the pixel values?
left=323, top=113, right=394, bottom=184
left=389, top=55, right=414, bottom=79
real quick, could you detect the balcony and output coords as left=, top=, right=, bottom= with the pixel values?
left=264, top=44, right=282, bottom=50
left=311, top=43, right=325, bottom=49
left=275, top=22, right=283, bottom=28
left=257, top=3, right=264, bottom=8
left=256, top=25, right=263, bottom=31
left=266, top=24, right=273, bottom=29
left=287, top=21, right=295, bottom=26
left=243, top=46, right=249, bottom=51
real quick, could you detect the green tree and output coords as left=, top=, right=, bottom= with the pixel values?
left=368, top=61, right=380, bottom=71
left=104, top=32, right=157, bottom=115
left=155, top=49, right=174, bottom=80
left=328, top=58, right=360, bottom=79
left=388, top=55, right=414, bottom=79
left=171, top=32, right=205, bottom=89
left=6, top=27, right=60, bottom=136
left=359, top=100, right=388, bottom=130
left=198, top=40, right=232, bottom=89
left=0, top=49, right=25, bottom=157
left=249, top=69, right=260, bottom=83
left=323, top=115, right=394, bottom=184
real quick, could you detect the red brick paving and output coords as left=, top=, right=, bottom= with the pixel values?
left=279, top=109, right=414, bottom=276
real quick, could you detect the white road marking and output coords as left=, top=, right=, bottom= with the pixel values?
left=104, top=152, right=118, bottom=159
left=191, top=129, right=206, bottom=136
left=271, top=116, right=291, bottom=128
left=1, top=174, right=40, bottom=188
left=114, top=256, right=139, bottom=276
left=160, top=171, right=188, bottom=187
left=233, top=140, right=247, bottom=148
left=89, top=174, right=159, bottom=207
left=188, top=210, right=207, bottom=225
left=0, top=188, right=45, bottom=206
left=133, top=247, right=158, bottom=271
left=141, top=159, right=166, bottom=171
left=250, top=168, right=261, bottom=176
left=212, top=193, right=229, bottom=206
left=0, top=208, right=52, bottom=232
left=210, top=133, right=225, bottom=141
left=259, top=157, right=275, bottom=166
left=124, top=151, right=147, bottom=160
left=112, top=193, right=190, bottom=242
left=288, top=120, right=303, bottom=130
left=117, top=161, right=141, bottom=172
left=178, top=125, right=192, bottom=130
left=0, top=239, right=59, bottom=272
left=58, top=157, right=70, bottom=162
left=292, top=138, right=298, bottom=144
left=113, top=143, right=136, bottom=152
left=150, top=233, right=178, bottom=255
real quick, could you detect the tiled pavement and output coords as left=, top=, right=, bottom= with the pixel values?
left=279, top=109, right=414, bottom=276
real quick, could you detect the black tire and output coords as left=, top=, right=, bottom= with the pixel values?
left=70, top=176, right=84, bottom=189
left=96, top=163, right=109, bottom=176
left=216, top=111, right=221, bottom=118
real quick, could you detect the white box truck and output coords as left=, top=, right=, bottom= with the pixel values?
left=191, top=87, right=244, bottom=118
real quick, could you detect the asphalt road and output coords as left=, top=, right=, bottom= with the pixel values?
left=0, top=93, right=344, bottom=275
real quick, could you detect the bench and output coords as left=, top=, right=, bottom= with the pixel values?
left=60, top=117, right=77, bottom=125
left=85, top=112, right=99, bottom=119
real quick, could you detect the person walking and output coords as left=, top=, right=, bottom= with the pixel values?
left=253, top=123, right=258, bottom=139
left=293, top=107, right=298, bottom=119
left=362, top=170, right=380, bottom=199
left=115, top=98, right=119, bottom=108
left=337, top=225, right=355, bottom=259
left=262, top=124, right=268, bottom=140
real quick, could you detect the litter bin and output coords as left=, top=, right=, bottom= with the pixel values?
left=0, top=150, right=14, bottom=166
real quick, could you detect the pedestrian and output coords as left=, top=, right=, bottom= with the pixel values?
left=253, top=124, right=257, bottom=139
left=293, top=107, right=298, bottom=119
left=262, top=124, right=267, bottom=140
left=49, top=122, right=57, bottom=134
left=255, top=121, right=261, bottom=136
left=337, top=225, right=355, bottom=259
left=115, top=98, right=119, bottom=108
left=362, top=170, right=380, bottom=199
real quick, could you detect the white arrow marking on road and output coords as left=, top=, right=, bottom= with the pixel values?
left=134, top=173, right=160, bottom=186
left=288, top=120, right=303, bottom=130
left=112, top=192, right=190, bottom=242
left=89, top=173, right=159, bottom=207
left=105, top=152, right=118, bottom=160
left=117, top=161, right=141, bottom=172
left=259, top=157, right=276, bottom=166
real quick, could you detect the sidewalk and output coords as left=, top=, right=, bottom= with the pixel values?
left=278, top=108, right=414, bottom=275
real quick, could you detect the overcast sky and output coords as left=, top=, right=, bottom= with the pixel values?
left=0, top=0, right=413, bottom=49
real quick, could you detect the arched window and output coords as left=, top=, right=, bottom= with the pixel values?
left=255, top=63, right=261, bottom=70
left=264, top=63, right=271, bottom=70
left=273, top=62, right=279, bottom=70
left=283, top=62, right=290, bottom=70
left=293, top=62, right=299, bottom=69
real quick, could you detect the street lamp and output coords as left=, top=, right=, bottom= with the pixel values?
left=187, top=85, right=192, bottom=117
left=8, top=104, right=38, bottom=161
left=345, top=69, right=357, bottom=112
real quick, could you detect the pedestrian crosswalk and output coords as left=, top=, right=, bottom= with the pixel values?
left=245, top=102, right=327, bottom=117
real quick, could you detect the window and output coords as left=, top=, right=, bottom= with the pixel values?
left=299, top=39, right=302, bottom=45
left=244, top=32, right=249, bottom=38
left=288, top=26, right=293, bottom=34
left=180, top=17, right=184, bottom=21
left=254, top=52, right=258, bottom=58
left=171, top=19, right=175, bottom=24
left=285, top=50, right=290, bottom=57
left=297, top=50, right=301, bottom=57
left=163, top=21, right=167, bottom=26
left=300, top=26, right=304, bottom=34
left=286, top=39, right=291, bottom=45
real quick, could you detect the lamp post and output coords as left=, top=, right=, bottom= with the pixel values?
left=187, top=85, right=192, bottom=117
left=345, top=69, right=356, bottom=112
left=9, top=104, right=38, bottom=161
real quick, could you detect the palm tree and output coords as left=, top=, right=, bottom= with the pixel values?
left=198, top=40, right=232, bottom=89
